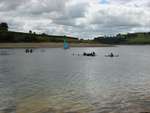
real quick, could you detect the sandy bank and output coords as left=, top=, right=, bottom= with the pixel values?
left=0, top=43, right=113, bottom=48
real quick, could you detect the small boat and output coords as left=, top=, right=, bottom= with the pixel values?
left=105, top=55, right=119, bottom=57
left=83, top=52, right=96, bottom=57
left=105, top=53, right=119, bottom=57
left=72, top=52, right=96, bottom=57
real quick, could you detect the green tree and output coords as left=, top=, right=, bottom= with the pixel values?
left=0, top=22, right=8, bottom=31
left=29, top=30, right=32, bottom=34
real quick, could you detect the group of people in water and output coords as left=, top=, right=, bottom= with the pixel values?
left=72, top=52, right=96, bottom=57
left=25, top=49, right=33, bottom=53
left=73, top=51, right=118, bottom=57
left=83, top=52, right=96, bottom=56
left=25, top=49, right=117, bottom=57
left=83, top=52, right=117, bottom=57
left=109, top=52, right=114, bottom=57
left=105, top=52, right=119, bottom=57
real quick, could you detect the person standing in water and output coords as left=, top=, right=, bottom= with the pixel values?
left=110, top=52, right=114, bottom=57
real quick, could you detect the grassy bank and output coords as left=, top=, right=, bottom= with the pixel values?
left=0, top=43, right=112, bottom=48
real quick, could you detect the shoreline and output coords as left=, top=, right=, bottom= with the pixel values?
left=0, top=43, right=113, bottom=48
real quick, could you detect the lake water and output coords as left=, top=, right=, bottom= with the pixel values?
left=0, top=46, right=150, bottom=113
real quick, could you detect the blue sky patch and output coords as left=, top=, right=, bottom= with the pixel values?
left=100, top=0, right=108, bottom=4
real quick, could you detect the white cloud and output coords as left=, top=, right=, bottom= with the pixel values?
left=0, top=0, right=150, bottom=39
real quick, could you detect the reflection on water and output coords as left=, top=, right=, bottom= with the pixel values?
left=0, top=49, right=14, bottom=55
left=0, top=46, right=150, bottom=113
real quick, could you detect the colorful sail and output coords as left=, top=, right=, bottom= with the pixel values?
left=64, top=38, right=69, bottom=49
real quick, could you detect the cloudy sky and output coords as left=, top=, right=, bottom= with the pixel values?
left=0, top=0, right=150, bottom=38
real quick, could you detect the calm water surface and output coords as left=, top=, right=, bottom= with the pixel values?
left=0, top=46, right=150, bottom=113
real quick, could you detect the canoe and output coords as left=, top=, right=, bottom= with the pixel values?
left=105, top=55, right=119, bottom=57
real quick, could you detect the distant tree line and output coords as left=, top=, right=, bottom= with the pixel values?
left=0, top=22, right=79, bottom=43
left=1, top=22, right=150, bottom=44
left=94, top=32, right=150, bottom=44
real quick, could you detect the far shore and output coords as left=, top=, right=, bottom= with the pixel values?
left=0, top=43, right=113, bottom=48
